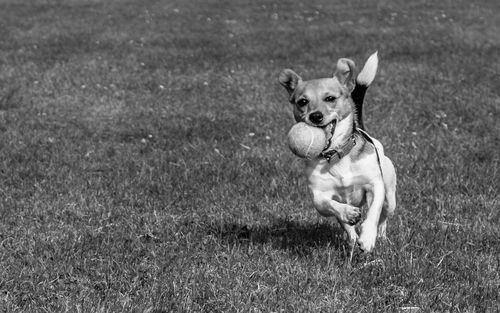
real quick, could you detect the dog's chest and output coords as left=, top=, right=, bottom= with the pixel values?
left=306, top=159, right=367, bottom=205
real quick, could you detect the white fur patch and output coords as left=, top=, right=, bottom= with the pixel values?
left=357, top=52, right=378, bottom=86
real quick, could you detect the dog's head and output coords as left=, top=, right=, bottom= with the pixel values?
left=278, top=58, right=356, bottom=140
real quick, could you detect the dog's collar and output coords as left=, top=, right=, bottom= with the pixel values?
left=321, top=135, right=356, bottom=163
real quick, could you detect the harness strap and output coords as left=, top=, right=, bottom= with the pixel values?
left=357, top=128, right=384, bottom=178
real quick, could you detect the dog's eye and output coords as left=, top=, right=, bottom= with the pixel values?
left=297, top=99, right=309, bottom=107
left=324, top=96, right=336, bottom=102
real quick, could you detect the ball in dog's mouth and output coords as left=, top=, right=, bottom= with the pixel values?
left=322, top=120, right=337, bottom=151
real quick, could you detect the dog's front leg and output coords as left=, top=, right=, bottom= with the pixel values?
left=358, top=181, right=385, bottom=252
left=311, top=190, right=362, bottom=225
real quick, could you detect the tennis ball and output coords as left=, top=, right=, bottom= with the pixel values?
left=287, top=122, right=327, bottom=159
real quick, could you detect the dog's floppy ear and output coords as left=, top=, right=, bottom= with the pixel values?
left=279, top=69, right=302, bottom=95
left=334, top=58, right=356, bottom=91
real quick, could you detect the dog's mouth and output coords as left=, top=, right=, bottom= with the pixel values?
left=322, top=119, right=337, bottom=151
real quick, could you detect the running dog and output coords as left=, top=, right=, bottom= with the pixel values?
left=278, top=52, right=396, bottom=252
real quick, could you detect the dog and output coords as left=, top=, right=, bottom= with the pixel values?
left=278, top=52, right=396, bottom=252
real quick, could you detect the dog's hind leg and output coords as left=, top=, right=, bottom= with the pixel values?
left=378, top=157, right=397, bottom=240
left=378, top=191, right=395, bottom=240
left=340, top=222, right=358, bottom=248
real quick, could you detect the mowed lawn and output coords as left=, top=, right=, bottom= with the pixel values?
left=0, top=0, right=499, bottom=311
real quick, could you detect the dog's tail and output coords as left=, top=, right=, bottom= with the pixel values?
left=352, top=52, right=378, bottom=130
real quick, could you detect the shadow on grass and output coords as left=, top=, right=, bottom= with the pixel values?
left=211, top=218, right=348, bottom=257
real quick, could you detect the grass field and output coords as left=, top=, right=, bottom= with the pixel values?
left=0, top=0, right=499, bottom=312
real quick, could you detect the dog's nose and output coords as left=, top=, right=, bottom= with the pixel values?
left=309, top=111, right=323, bottom=124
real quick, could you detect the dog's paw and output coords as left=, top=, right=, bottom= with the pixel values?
left=342, top=205, right=361, bottom=225
left=357, top=226, right=377, bottom=252
left=358, top=237, right=376, bottom=253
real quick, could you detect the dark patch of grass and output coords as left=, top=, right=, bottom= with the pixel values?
left=0, top=86, right=22, bottom=111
